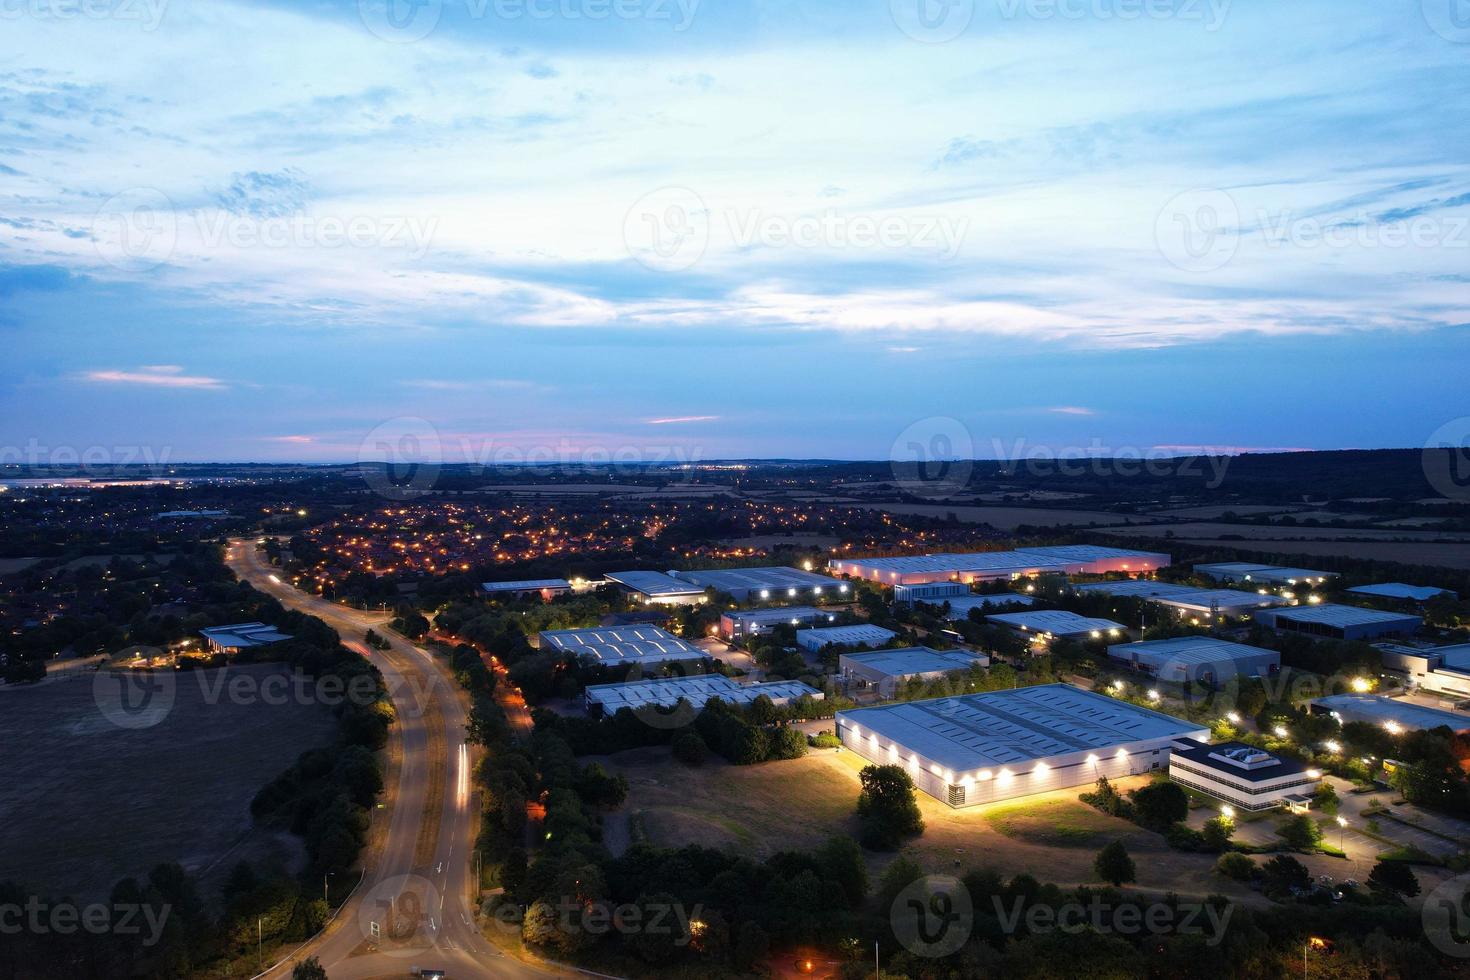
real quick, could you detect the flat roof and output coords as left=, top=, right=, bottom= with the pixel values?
left=944, top=594, right=1036, bottom=616
left=1348, top=583, right=1457, bottom=601
left=671, top=566, right=841, bottom=594
left=1109, top=636, right=1279, bottom=668
left=585, top=674, right=821, bottom=711
left=604, top=570, right=706, bottom=597
left=986, top=610, right=1126, bottom=636
left=795, top=624, right=896, bottom=647
left=1313, top=694, right=1470, bottom=732
left=200, top=622, right=293, bottom=648
left=723, top=606, right=835, bottom=626
left=482, top=578, right=571, bottom=592
left=841, top=647, right=984, bottom=679
left=1074, top=581, right=1196, bottom=599
left=836, top=683, right=1204, bottom=774
left=1151, top=589, right=1288, bottom=611
left=1018, top=545, right=1170, bottom=563
left=837, top=552, right=1073, bottom=575
left=1170, top=739, right=1309, bottom=782
left=1195, top=562, right=1333, bottom=581
left=1265, top=604, right=1421, bottom=628
left=538, top=625, right=707, bottom=664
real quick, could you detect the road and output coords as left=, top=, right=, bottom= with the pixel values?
left=225, top=540, right=549, bottom=980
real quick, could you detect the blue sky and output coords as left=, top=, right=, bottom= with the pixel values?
left=0, top=0, right=1466, bottom=464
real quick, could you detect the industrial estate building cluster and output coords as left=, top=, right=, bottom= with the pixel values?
left=459, top=543, right=1468, bottom=811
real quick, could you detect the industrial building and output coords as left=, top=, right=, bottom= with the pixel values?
left=942, top=594, right=1036, bottom=619
left=669, top=566, right=847, bottom=602
left=719, top=606, right=837, bottom=639
left=538, top=625, right=708, bottom=666
left=1376, top=643, right=1470, bottom=699
left=200, top=622, right=293, bottom=654
left=1311, top=694, right=1470, bottom=733
left=985, top=610, right=1127, bottom=641
left=1347, top=583, right=1458, bottom=603
left=1167, top=739, right=1321, bottom=811
left=835, top=684, right=1208, bottom=807
left=1193, top=562, right=1335, bottom=586
left=894, top=581, right=971, bottom=605
left=1252, top=604, right=1421, bottom=641
left=482, top=578, right=572, bottom=600
left=839, top=647, right=989, bottom=693
left=1073, top=581, right=1286, bottom=618
left=604, top=570, right=708, bottom=605
left=795, top=623, right=896, bottom=652
left=583, top=675, right=822, bottom=715
left=828, top=546, right=1169, bottom=587
left=1107, top=636, right=1280, bottom=684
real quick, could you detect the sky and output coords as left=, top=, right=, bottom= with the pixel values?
left=0, top=0, right=1466, bottom=466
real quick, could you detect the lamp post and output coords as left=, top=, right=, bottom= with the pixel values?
left=324, top=871, right=335, bottom=905
left=1336, top=816, right=1347, bottom=851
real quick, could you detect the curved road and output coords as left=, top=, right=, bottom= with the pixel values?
left=226, top=540, right=548, bottom=980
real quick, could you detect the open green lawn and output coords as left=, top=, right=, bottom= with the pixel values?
left=984, top=798, right=1124, bottom=847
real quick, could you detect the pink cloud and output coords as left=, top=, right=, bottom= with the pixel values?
left=1048, top=406, right=1097, bottom=416
left=82, top=365, right=226, bottom=390
left=646, top=415, right=719, bottom=425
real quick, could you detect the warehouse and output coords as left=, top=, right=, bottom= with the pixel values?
left=670, top=566, right=847, bottom=602
left=1379, top=643, right=1470, bottom=699
left=604, top=570, right=708, bottom=605
left=1073, top=581, right=1283, bottom=618
left=1167, top=739, right=1320, bottom=811
left=583, top=675, right=822, bottom=715
left=482, top=578, right=571, bottom=600
left=200, top=622, right=293, bottom=654
left=942, top=594, right=1036, bottom=619
left=839, top=647, right=989, bottom=693
left=795, top=623, right=896, bottom=652
left=1347, top=583, right=1458, bottom=603
left=1073, top=580, right=1194, bottom=600
left=1193, top=562, right=1335, bottom=586
left=1016, top=545, right=1172, bottom=574
left=1252, top=604, right=1421, bottom=641
left=893, top=581, right=971, bottom=605
left=985, top=609, right=1127, bottom=641
left=538, top=625, right=708, bottom=666
left=1311, top=694, right=1470, bottom=733
left=1107, top=636, right=1280, bottom=684
left=719, top=606, right=837, bottom=639
left=828, top=551, right=1071, bottom=586
left=835, top=683, right=1208, bottom=807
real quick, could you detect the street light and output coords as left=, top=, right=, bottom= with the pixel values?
left=324, top=871, right=335, bottom=904
left=1335, top=816, right=1347, bottom=850
left=1220, top=804, right=1235, bottom=820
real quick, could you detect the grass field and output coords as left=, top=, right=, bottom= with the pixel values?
left=983, top=798, right=1123, bottom=847
left=0, top=663, right=338, bottom=902
left=842, top=503, right=1145, bottom=529
left=1174, top=539, right=1470, bottom=571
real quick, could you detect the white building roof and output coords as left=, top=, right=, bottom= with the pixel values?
left=585, top=674, right=822, bottom=711
left=671, top=566, right=843, bottom=596
left=795, top=624, right=896, bottom=648
left=1074, top=580, right=1196, bottom=599
left=1151, top=589, right=1289, bottom=613
left=1264, top=604, right=1421, bottom=629
left=841, top=647, right=985, bottom=679
left=986, top=610, right=1126, bottom=637
left=1017, top=545, right=1170, bottom=564
left=835, top=552, right=1073, bottom=576
left=836, top=683, right=1204, bottom=774
left=1313, top=694, right=1470, bottom=732
left=538, top=625, right=707, bottom=664
left=1348, top=583, right=1458, bottom=602
left=482, top=578, right=571, bottom=593
left=1108, top=636, right=1279, bottom=670
left=943, top=594, right=1036, bottom=618
left=723, top=606, right=835, bottom=628
left=604, top=570, right=706, bottom=598
left=200, top=622, right=293, bottom=648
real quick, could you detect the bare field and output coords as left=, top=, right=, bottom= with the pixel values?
left=1112, top=522, right=1470, bottom=543
left=0, top=664, right=337, bottom=902
left=1175, top=539, right=1470, bottom=571
left=844, top=503, right=1144, bottom=529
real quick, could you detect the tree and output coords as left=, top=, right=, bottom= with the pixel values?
left=733, top=920, right=769, bottom=970
left=856, top=765, right=925, bottom=850
left=1276, top=813, right=1323, bottom=852
left=1201, top=815, right=1235, bottom=852
left=671, top=730, right=708, bottom=765
left=1130, top=781, right=1189, bottom=827
left=292, top=956, right=328, bottom=980
left=1367, top=860, right=1421, bottom=899
left=1094, top=840, right=1136, bottom=886
left=1214, top=852, right=1255, bottom=881
left=1260, top=855, right=1311, bottom=897
left=1312, top=781, right=1340, bottom=816
left=815, top=836, right=869, bottom=907
left=768, top=725, right=808, bottom=761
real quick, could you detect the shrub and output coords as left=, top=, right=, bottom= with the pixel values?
left=1214, top=852, right=1256, bottom=881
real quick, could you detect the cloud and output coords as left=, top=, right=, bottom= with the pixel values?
left=399, top=379, right=539, bottom=391
left=265, top=435, right=315, bottom=444
left=646, top=415, right=719, bottom=425
left=215, top=169, right=311, bottom=219
left=81, top=366, right=226, bottom=390
left=1048, top=406, right=1097, bottom=416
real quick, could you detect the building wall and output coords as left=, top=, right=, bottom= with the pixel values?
left=1168, top=757, right=1320, bottom=810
